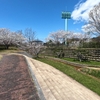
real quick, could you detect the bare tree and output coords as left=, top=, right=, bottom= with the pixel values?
left=88, top=3, right=100, bottom=36
left=24, top=28, right=35, bottom=43
left=82, top=23, right=95, bottom=38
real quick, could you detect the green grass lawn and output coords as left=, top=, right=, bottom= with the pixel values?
left=36, top=57, right=100, bottom=96
left=80, top=68, right=100, bottom=79
left=62, top=58, right=100, bottom=67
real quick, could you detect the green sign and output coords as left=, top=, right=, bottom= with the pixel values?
left=62, top=12, right=71, bottom=19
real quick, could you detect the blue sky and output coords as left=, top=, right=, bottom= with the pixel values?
left=0, top=0, right=100, bottom=41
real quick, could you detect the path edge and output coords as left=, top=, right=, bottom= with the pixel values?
left=24, top=56, right=46, bottom=100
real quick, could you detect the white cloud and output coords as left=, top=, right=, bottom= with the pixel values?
left=71, top=0, right=100, bottom=22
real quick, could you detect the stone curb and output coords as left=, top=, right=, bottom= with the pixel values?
left=8, top=52, right=46, bottom=100
left=24, top=56, right=46, bottom=100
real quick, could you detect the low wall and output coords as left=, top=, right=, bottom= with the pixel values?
left=41, top=48, right=100, bottom=61
left=64, top=48, right=100, bottom=61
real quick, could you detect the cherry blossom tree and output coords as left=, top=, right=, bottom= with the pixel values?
left=24, top=28, right=43, bottom=57
left=46, top=30, right=72, bottom=45
left=46, top=30, right=91, bottom=47
left=0, top=28, right=25, bottom=49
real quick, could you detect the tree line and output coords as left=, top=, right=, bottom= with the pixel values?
left=0, top=28, right=43, bottom=57
left=46, top=3, right=100, bottom=48
left=0, top=3, right=100, bottom=57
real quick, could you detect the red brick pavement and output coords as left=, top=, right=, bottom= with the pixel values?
left=0, top=55, right=40, bottom=100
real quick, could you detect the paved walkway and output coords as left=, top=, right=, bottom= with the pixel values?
left=0, top=54, right=40, bottom=100
left=24, top=56, right=100, bottom=100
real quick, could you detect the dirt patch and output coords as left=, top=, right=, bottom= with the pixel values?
left=0, top=55, right=40, bottom=100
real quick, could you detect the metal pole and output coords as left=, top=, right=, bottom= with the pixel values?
left=65, top=18, right=68, bottom=45
left=65, top=18, right=67, bottom=31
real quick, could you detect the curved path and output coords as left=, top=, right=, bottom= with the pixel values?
left=25, top=55, right=100, bottom=100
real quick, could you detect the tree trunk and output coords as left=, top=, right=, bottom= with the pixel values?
left=5, top=45, right=9, bottom=49
left=36, top=53, right=39, bottom=58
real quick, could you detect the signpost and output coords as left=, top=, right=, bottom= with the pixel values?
left=62, top=11, right=71, bottom=45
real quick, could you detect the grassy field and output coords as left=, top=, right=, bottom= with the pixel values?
left=80, top=67, right=100, bottom=79
left=36, top=57, right=100, bottom=96
left=62, top=58, right=100, bottom=67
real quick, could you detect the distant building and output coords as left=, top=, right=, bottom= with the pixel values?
left=32, top=39, right=43, bottom=45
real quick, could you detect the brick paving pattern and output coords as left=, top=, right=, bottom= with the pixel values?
left=25, top=56, right=100, bottom=100
left=0, top=55, right=40, bottom=100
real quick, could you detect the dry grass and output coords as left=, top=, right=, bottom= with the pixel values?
left=0, top=49, right=22, bottom=55
left=0, top=49, right=23, bottom=60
